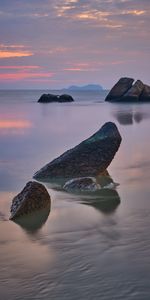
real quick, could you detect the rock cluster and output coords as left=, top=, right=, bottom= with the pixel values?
left=10, top=181, right=50, bottom=220
left=105, top=77, right=150, bottom=102
left=33, top=122, right=122, bottom=182
left=38, top=93, right=74, bottom=103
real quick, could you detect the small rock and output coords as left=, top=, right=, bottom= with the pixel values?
left=38, top=93, right=74, bottom=103
left=58, top=94, right=74, bottom=102
left=10, top=181, right=51, bottom=220
left=63, top=177, right=101, bottom=192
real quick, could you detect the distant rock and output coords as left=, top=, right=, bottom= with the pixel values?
left=105, top=77, right=134, bottom=101
left=105, top=77, right=150, bottom=102
left=10, top=181, right=50, bottom=220
left=68, top=84, right=103, bottom=91
left=38, top=93, right=74, bottom=103
left=122, top=80, right=144, bottom=101
left=33, top=122, right=122, bottom=182
left=140, top=84, right=150, bottom=101
left=58, top=94, right=74, bottom=102
left=38, top=93, right=59, bottom=103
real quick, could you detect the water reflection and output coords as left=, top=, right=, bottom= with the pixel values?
left=0, top=119, right=32, bottom=135
left=45, top=171, right=121, bottom=215
left=81, top=189, right=120, bottom=214
left=113, top=108, right=149, bottom=125
left=11, top=204, right=51, bottom=234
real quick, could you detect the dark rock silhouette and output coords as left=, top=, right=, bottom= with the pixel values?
left=58, top=94, right=74, bottom=102
left=122, top=80, right=144, bottom=101
left=105, top=77, right=134, bottom=101
left=105, top=77, right=150, bottom=102
left=33, top=122, right=122, bottom=182
left=140, top=84, right=150, bottom=101
left=38, top=93, right=74, bottom=103
left=10, top=181, right=50, bottom=220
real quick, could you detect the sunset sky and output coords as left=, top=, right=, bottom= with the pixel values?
left=0, top=0, right=149, bottom=89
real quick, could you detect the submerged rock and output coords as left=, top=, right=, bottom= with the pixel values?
left=10, top=181, right=50, bottom=220
left=33, top=122, right=122, bottom=182
left=63, top=176, right=119, bottom=193
left=63, top=177, right=101, bottom=192
left=38, top=93, right=74, bottom=103
left=105, top=77, right=134, bottom=101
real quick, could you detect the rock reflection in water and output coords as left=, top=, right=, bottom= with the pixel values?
left=81, top=189, right=120, bottom=214
left=113, top=109, right=149, bottom=125
left=12, top=204, right=51, bottom=233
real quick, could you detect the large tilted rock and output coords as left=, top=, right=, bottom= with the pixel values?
left=10, top=181, right=51, bottom=220
left=122, top=80, right=144, bottom=101
left=105, top=77, right=150, bottom=102
left=33, top=122, right=122, bottom=182
left=38, top=93, right=74, bottom=103
left=105, top=77, right=134, bottom=101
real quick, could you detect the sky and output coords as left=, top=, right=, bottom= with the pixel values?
left=0, top=0, right=149, bottom=89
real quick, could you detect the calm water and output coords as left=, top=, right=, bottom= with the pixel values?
left=1, top=90, right=150, bottom=300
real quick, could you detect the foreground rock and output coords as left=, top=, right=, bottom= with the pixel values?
left=38, top=93, right=74, bottom=103
left=105, top=77, right=150, bottom=102
left=33, top=122, right=122, bottom=182
left=10, top=181, right=50, bottom=220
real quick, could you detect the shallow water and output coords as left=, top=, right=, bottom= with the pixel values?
left=1, top=90, right=150, bottom=299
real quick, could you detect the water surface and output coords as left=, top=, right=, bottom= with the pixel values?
left=0, top=90, right=150, bottom=299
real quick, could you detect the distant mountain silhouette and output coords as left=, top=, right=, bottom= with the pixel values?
left=67, top=84, right=103, bottom=91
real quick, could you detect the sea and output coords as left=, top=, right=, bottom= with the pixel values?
left=0, top=89, right=150, bottom=300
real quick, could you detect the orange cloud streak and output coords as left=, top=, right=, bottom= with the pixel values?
left=0, top=51, right=33, bottom=58
left=0, top=65, right=40, bottom=69
left=0, top=72, right=53, bottom=80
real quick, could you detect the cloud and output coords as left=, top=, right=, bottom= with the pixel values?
left=0, top=44, right=33, bottom=58
left=0, top=72, right=53, bottom=80
left=0, top=65, right=40, bottom=69
left=0, top=0, right=149, bottom=88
